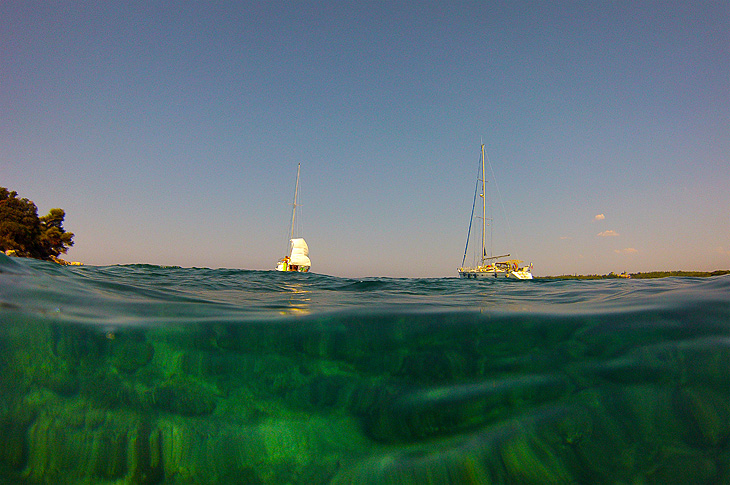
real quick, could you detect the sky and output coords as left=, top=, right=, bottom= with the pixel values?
left=2, top=1, right=728, bottom=278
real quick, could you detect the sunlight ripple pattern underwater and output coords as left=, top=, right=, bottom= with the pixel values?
left=1, top=254, right=730, bottom=483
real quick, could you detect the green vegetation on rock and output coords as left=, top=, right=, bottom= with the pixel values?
left=0, top=187, right=74, bottom=260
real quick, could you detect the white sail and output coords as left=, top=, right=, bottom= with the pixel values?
left=289, top=238, right=311, bottom=267
left=290, top=238, right=309, bottom=255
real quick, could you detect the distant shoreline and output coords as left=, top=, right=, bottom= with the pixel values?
left=536, top=270, right=730, bottom=280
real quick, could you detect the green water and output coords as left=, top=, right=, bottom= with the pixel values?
left=1, top=255, right=729, bottom=483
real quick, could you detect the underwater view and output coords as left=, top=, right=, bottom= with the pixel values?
left=1, top=253, right=730, bottom=484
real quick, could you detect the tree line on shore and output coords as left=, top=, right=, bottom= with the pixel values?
left=0, top=187, right=74, bottom=261
left=538, top=270, right=730, bottom=280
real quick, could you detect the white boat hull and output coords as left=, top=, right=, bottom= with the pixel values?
left=276, top=258, right=310, bottom=272
left=458, top=268, right=533, bottom=280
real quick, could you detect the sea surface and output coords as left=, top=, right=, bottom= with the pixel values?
left=1, top=254, right=730, bottom=484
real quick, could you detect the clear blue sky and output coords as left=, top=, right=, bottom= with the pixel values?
left=2, top=1, right=728, bottom=277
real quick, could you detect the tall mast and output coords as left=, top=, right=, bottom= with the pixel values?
left=480, top=144, right=487, bottom=265
left=289, top=163, right=301, bottom=242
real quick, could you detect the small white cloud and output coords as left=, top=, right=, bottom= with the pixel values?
left=560, top=236, right=572, bottom=240
left=594, top=214, right=605, bottom=221
left=597, top=230, right=619, bottom=237
left=614, top=248, right=638, bottom=254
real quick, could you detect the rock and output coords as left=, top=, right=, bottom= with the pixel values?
left=672, top=386, right=730, bottom=448
left=110, top=335, right=154, bottom=374
left=48, top=255, right=83, bottom=266
left=152, top=378, right=216, bottom=416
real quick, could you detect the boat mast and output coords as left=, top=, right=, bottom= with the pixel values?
left=480, top=144, right=487, bottom=265
left=289, top=163, right=301, bottom=243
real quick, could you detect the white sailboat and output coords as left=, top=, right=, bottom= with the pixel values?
left=276, top=163, right=311, bottom=272
left=458, top=144, right=533, bottom=280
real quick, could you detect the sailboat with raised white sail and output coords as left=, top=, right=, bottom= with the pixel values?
left=276, top=163, right=311, bottom=272
left=458, top=144, right=532, bottom=279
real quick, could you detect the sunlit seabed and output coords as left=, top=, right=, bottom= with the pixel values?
left=1, top=254, right=730, bottom=483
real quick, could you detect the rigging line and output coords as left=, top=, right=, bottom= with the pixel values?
left=295, top=176, right=303, bottom=238
left=484, top=151, right=516, bottom=251
left=461, top=157, right=482, bottom=268
left=284, top=164, right=302, bottom=256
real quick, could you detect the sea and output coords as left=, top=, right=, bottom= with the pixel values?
left=1, top=254, right=730, bottom=484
